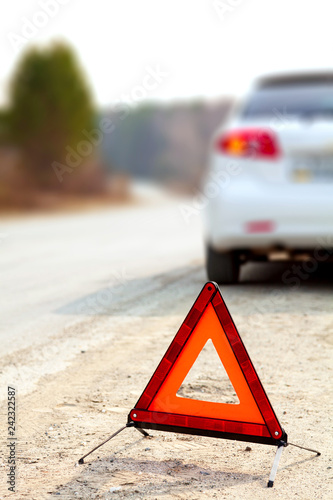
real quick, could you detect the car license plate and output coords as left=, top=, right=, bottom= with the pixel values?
left=291, top=155, right=333, bottom=183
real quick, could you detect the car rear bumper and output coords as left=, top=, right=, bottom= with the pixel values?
left=204, top=180, right=333, bottom=252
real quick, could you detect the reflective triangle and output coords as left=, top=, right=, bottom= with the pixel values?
left=129, top=282, right=284, bottom=445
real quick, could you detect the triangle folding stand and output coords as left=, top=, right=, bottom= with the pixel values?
left=78, top=282, right=320, bottom=487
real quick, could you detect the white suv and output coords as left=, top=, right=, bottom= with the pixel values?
left=204, top=72, right=333, bottom=283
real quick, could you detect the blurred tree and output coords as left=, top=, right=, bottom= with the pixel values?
left=0, top=109, right=10, bottom=145
left=7, top=42, right=94, bottom=188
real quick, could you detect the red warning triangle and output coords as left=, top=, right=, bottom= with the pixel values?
left=129, top=282, right=285, bottom=445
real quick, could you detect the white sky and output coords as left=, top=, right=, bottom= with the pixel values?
left=1, top=0, right=333, bottom=107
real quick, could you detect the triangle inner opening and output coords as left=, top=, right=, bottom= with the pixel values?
left=176, top=339, right=240, bottom=404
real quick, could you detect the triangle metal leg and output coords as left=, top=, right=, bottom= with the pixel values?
left=78, top=423, right=133, bottom=464
left=135, top=427, right=150, bottom=437
left=267, top=444, right=284, bottom=487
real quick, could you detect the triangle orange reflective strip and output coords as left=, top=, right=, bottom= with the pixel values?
left=149, top=303, right=264, bottom=424
left=129, top=282, right=284, bottom=444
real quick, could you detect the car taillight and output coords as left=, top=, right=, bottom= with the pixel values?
left=215, top=128, right=280, bottom=159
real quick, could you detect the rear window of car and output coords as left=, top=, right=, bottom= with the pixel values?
left=241, top=84, right=333, bottom=118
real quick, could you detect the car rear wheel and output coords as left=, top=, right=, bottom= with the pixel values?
left=206, top=245, right=240, bottom=284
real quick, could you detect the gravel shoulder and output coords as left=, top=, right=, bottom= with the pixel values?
left=1, top=262, right=332, bottom=499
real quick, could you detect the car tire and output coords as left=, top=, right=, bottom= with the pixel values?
left=206, top=245, right=240, bottom=284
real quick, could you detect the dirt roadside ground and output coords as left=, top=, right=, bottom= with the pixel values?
left=0, top=266, right=332, bottom=499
